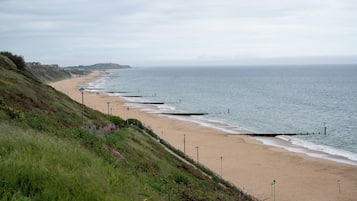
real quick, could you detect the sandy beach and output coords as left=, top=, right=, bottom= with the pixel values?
left=51, top=71, right=357, bottom=201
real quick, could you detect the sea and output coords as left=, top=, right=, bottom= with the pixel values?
left=88, top=65, right=357, bottom=165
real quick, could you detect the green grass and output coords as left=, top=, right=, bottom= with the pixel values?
left=0, top=123, right=114, bottom=200
left=0, top=122, right=249, bottom=201
left=0, top=67, right=108, bottom=130
left=0, top=123, right=155, bottom=201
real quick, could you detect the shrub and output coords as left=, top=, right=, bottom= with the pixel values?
left=0, top=51, right=26, bottom=71
left=127, top=118, right=143, bottom=128
left=111, top=116, right=126, bottom=127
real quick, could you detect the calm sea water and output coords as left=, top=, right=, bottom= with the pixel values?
left=91, top=65, right=357, bottom=164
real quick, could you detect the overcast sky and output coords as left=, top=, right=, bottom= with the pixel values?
left=1, top=0, right=357, bottom=66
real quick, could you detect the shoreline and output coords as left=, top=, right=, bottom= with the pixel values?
left=112, top=97, right=357, bottom=168
left=51, top=71, right=357, bottom=201
left=256, top=136, right=357, bottom=166
left=120, top=97, right=357, bottom=166
left=94, top=72, right=357, bottom=167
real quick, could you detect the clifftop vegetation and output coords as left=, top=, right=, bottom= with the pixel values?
left=0, top=51, right=26, bottom=71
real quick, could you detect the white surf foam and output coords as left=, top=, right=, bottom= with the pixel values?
left=255, top=136, right=357, bottom=166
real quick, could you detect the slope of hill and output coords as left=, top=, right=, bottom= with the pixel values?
left=26, top=62, right=71, bottom=83
left=0, top=52, right=256, bottom=201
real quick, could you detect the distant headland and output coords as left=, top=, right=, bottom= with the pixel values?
left=24, top=61, right=131, bottom=82
left=65, top=63, right=131, bottom=70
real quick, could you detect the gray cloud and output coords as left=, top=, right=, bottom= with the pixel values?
left=1, top=0, right=356, bottom=66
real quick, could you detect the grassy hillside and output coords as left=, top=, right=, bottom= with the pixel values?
left=0, top=53, right=106, bottom=130
left=26, top=62, right=71, bottom=83
left=1, top=123, right=249, bottom=200
left=0, top=52, right=256, bottom=201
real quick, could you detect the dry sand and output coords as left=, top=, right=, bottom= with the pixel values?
left=51, top=71, right=357, bottom=201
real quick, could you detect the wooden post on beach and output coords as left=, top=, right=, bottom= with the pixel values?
left=196, top=146, right=199, bottom=163
left=106, top=102, right=110, bottom=121
left=220, top=156, right=223, bottom=177
left=79, top=87, right=85, bottom=126
left=337, top=179, right=341, bottom=193
left=271, top=179, right=276, bottom=201
left=184, top=134, right=186, bottom=154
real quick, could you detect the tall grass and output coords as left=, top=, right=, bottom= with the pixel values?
left=0, top=122, right=254, bottom=201
left=0, top=123, right=159, bottom=201
left=0, top=123, right=117, bottom=200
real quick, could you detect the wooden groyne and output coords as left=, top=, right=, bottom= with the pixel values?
left=123, top=95, right=143, bottom=98
left=161, top=112, right=209, bottom=116
left=107, top=91, right=129, bottom=94
left=134, top=102, right=165, bottom=105
left=239, top=132, right=322, bottom=137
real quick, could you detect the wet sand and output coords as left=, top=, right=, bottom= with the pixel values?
left=50, top=71, right=357, bottom=201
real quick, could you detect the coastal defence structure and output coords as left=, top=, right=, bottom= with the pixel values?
left=241, top=132, right=323, bottom=137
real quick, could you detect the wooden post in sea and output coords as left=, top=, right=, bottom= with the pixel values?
left=324, top=122, right=327, bottom=135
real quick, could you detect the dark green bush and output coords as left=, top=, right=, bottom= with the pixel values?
left=0, top=51, right=26, bottom=71
left=111, top=116, right=126, bottom=127
left=127, top=118, right=143, bottom=128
